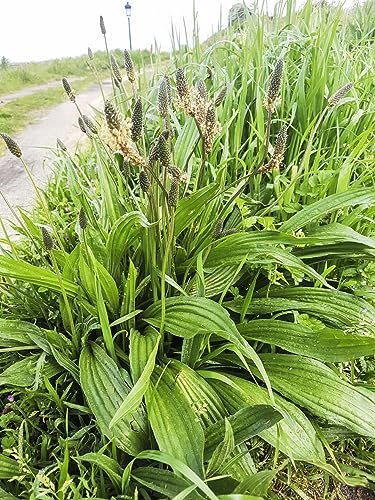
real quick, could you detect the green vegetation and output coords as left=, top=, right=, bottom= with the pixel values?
left=0, top=2, right=374, bottom=498
left=0, top=49, right=153, bottom=95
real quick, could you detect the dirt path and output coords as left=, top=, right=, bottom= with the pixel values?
left=0, top=80, right=111, bottom=239
left=0, top=77, right=85, bottom=107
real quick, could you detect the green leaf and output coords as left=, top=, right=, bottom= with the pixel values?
left=205, top=405, right=282, bottom=460
left=0, top=454, right=21, bottom=479
left=79, top=342, right=149, bottom=456
left=280, top=188, right=375, bottom=232
left=0, top=256, right=78, bottom=297
left=132, top=467, right=204, bottom=499
left=167, top=360, right=256, bottom=481
left=0, top=354, right=61, bottom=387
left=238, top=319, right=375, bottom=362
left=175, top=183, right=220, bottom=237
left=227, top=287, right=375, bottom=335
left=257, top=354, right=375, bottom=438
left=207, top=419, right=235, bottom=477
left=146, top=365, right=205, bottom=477
left=143, top=296, right=272, bottom=398
left=110, top=335, right=159, bottom=428
left=106, top=211, right=150, bottom=274
left=0, top=319, right=34, bottom=347
left=234, top=470, right=276, bottom=495
left=76, top=452, right=122, bottom=489
left=202, top=371, right=325, bottom=464
left=136, top=450, right=217, bottom=500
left=129, top=328, right=159, bottom=383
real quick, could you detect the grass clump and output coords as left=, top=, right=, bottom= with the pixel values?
left=0, top=2, right=374, bottom=499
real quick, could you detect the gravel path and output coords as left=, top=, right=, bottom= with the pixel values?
left=0, top=80, right=111, bottom=239
left=0, top=77, right=85, bottom=107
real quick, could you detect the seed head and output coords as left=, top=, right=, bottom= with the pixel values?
left=104, top=99, right=121, bottom=130
left=214, top=85, right=227, bottom=107
left=110, top=54, right=122, bottom=86
left=56, top=138, right=67, bottom=151
left=124, top=49, right=135, bottom=83
left=83, top=115, right=98, bottom=135
left=196, top=79, right=208, bottom=101
left=203, top=102, right=218, bottom=153
left=158, top=134, right=171, bottom=167
left=258, top=124, right=288, bottom=173
left=148, top=139, right=160, bottom=164
left=41, top=227, right=54, bottom=251
left=139, top=169, right=150, bottom=193
left=328, top=82, right=353, bottom=107
left=99, top=15, right=106, bottom=35
left=264, top=58, right=283, bottom=113
left=168, top=177, right=180, bottom=208
left=176, top=69, right=189, bottom=100
left=131, top=98, right=143, bottom=142
left=221, top=228, right=238, bottom=237
left=158, top=77, right=169, bottom=118
left=62, top=78, right=75, bottom=102
left=164, top=75, right=172, bottom=105
left=0, top=133, right=22, bottom=158
left=79, top=208, right=88, bottom=230
left=213, top=219, right=224, bottom=239
left=78, top=117, right=88, bottom=134
left=88, top=47, right=94, bottom=60
left=122, top=159, right=130, bottom=176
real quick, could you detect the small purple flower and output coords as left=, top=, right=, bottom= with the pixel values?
left=6, top=394, right=14, bottom=402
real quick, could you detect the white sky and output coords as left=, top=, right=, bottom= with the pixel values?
left=1, top=0, right=252, bottom=62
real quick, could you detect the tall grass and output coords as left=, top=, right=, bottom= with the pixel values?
left=0, top=2, right=374, bottom=498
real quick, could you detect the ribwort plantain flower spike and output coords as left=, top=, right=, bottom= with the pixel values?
left=78, top=117, right=88, bottom=135
left=0, top=133, right=22, bottom=157
left=328, top=82, right=353, bottom=107
left=131, top=98, right=143, bottom=142
left=258, top=124, right=288, bottom=173
left=62, top=77, right=75, bottom=102
left=42, top=227, right=54, bottom=251
left=83, top=115, right=98, bottom=135
left=110, top=54, right=122, bottom=86
left=88, top=47, right=94, bottom=60
left=104, top=99, right=121, bottom=130
left=213, top=219, right=224, bottom=239
left=176, top=69, right=188, bottom=98
left=214, top=85, right=227, bottom=107
left=79, top=208, right=88, bottom=230
left=158, top=134, right=171, bottom=167
left=196, top=79, right=208, bottom=101
left=56, top=138, right=67, bottom=151
left=124, top=49, right=135, bottom=83
left=264, top=58, right=283, bottom=113
left=99, top=15, right=106, bottom=35
left=158, top=78, right=169, bottom=118
left=168, top=177, right=180, bottom=208
left=139, top=169, right=150, bottom=193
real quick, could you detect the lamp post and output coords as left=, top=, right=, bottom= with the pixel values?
left=125, top=2, right=132, bottom=50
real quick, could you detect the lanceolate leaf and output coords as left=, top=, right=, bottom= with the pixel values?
left=257, top=354, right=375, bottom=438
left=226, top=287, right=375, bottom=335
left=79, top=342, right=149, bottom=456
left=130, top=328, right=160, bottom=383
left=238, top=319, right=375, bottom=362
left=167, top=360, right=256, bottom=480
left=0, top=354, right=61, bottom=387
left=0, top=256, right=78, bottom=297
left=204, top=405, right=282, bottom=460
left=0, top=454, right=21, bottom=479
left=110, top=336, right=159, bottom=428
left=142, top=297, right=272, bottom=397
left=280, top=188, right=375, bottom=232
left=146, top=365, right=205, bottom=478
left=106, top=211, right=151, bottom=274
left=202, top=371, right=325, bottom=464
left=132, top=467, right=205, bottom=499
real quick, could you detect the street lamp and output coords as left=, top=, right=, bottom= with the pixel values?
left=125, top=2, right=132, bottom=51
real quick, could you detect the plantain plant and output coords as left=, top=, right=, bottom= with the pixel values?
left=0, top=4, right=374, bottom=498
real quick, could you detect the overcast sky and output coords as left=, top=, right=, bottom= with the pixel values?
left=1, top=0, right=249, bottom=62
